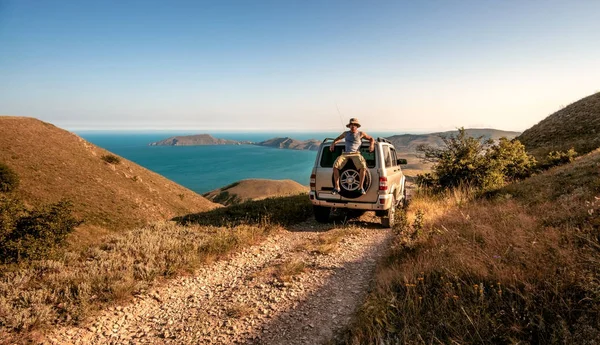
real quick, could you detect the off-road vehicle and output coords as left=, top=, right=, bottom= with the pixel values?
left=309, top=137, right=407, bottom=227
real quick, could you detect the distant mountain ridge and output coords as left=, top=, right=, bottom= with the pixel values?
left=149, top=128, right=519, bottom=152
left=149, top=134, right=321, bottom=151
left=517, top=92, right=600, bottom=159
left=255, top=137, right=321, bottom=151
left=386, top=128, right=520, bottom=152
left=149, top=134, right=251, bottom=146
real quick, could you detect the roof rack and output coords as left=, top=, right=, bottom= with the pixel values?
left=322, top=138, right=375, bottom=144
left=377, top=137, right=391, bottom=144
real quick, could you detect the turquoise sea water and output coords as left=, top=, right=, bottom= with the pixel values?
left=76, top=131, right=399, bottom=194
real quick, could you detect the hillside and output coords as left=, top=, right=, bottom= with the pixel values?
left=386, top=128, right=520, bottom=152
left=339, top=149, right=600, bottom=344
left=517, top=92, right=600, bottom=159
left=203, top=178, right=308, bottom=205
left=0, top=117, right=219, bottom=239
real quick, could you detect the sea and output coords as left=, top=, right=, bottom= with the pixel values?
left=76, top=131, right=399, bottom=194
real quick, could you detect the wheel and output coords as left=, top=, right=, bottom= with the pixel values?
left=381, top=195, right=396, bottom=228
left=332, top=161, right=371, bottom=199
left=313, top=205, right=331, bottom=223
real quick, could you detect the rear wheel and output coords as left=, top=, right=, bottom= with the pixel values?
left=381, top=195, right=396, bottom=228
left=313, top=205, right=331, bottom=223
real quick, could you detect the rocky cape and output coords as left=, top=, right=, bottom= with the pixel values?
left=149, top=134, right=321, bottom=151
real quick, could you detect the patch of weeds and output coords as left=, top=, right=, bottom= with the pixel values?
left=273, top=259, right=306, bottom=282
left=0, top=162, right=19, bottom=192
left=101, top=154, right=121, bottom=164
left=225, top=303, right=250, bottom=318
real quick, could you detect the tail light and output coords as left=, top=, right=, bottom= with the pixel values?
left=379, top=177, right=388, bottom=191
left=310, top=174, right=316, bottom=189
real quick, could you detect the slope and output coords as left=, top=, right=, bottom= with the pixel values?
left=0, top=116, right=219, bottom=237
left=517, top=91, right=600, bottom=159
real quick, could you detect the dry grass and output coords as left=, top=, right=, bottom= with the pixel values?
left=297, top=228, right=359, bottom=255
left=338, top=151, right=600, bottom=344
left=176, top=194, right=313, bottom=227
left=0, top=221, right=279, bottom=340
left=225, top=303, right=251, bottom=319
left=273, top=259, right=307, bottom=282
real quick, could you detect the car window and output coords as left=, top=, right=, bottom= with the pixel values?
left=383, top=146, right=393, bottom=168
left=320, top=145, right=376, bottom=168
left=390, top=147, right=398, bottom=166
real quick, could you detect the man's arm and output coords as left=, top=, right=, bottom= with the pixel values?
left=329, top=132, right=346, bottom=152
left=361, top=132, right=375, bottom=152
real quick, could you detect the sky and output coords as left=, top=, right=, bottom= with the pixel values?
left=1, top=0, right=599, bottom=132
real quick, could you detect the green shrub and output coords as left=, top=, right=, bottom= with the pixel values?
left=0, top=162, right=19, bottom=192
left=417, top=128, right=536, bottom=193
left=101, top=154, right=121, bottom=164
left=0, top=198, right=82, bottom=263
left=539, top=148, right=578, bottom=170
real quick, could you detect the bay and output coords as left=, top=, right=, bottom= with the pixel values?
left=76, top=131, right=398, bottom=194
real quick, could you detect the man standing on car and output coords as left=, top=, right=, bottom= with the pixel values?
left=330, top=118, right=375, bottom=195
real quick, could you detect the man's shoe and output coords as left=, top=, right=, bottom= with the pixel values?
left=332, top=188, right=340, bottom=195
left=360, top=188, right=366, bottom=195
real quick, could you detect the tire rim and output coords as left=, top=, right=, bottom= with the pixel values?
left=340, top=169, right=361, bottom=191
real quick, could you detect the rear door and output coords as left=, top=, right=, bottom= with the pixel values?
left=382, top=145, right=402, bottom=198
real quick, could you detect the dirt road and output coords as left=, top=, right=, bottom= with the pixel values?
left=45, top=218, right=392, bottom=344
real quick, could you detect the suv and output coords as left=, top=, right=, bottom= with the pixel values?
left=309, top=137, right=407, bottom=227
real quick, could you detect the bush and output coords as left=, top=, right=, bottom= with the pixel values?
left=0, top=162, right=19, bottom=192
left=539, top=148, right=578, bottom=170
left=0, top=197, right=82, bottom=263
left=101, top=154, right=121, bottom=164
left=417, top=128, right=536, bottom=192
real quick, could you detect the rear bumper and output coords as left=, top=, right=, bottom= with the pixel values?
left=309, top=190, right=392, bottom=210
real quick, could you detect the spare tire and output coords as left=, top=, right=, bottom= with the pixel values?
left=332, top=160, right=372, bottom=199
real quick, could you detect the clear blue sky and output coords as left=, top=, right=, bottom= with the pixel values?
left=1, top=0, right=599, bottom=132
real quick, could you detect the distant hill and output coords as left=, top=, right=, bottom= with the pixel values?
left=149, top=134, right=250, bottom=146
left=203, top=179, right=308, bottom=206
left=255, top=137, right=321, bottom=151
left=517, top=92, right=600, bottom=159
left=150, top=134, right=321, bottom=151
left=386, top=128, right=521, bottom=152
left=0, top=116, right=219, bottom=242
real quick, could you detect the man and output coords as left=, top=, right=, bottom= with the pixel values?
left=330, top=118, right=375, bottom=195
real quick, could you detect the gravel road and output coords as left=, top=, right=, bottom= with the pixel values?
left=44, top=219, right=392, bottom=344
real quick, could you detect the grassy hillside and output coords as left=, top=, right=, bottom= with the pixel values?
left=517, top=92, right=600, bottom=159
left=340, top=149, right=600, bottom=343
left=0, top=116, right=218, bottom=241
left=203, top=179, right=308, bottom=206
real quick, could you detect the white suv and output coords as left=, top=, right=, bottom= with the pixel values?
left=309, top=137, right=407, bottom=227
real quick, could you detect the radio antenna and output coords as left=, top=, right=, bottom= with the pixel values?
left=335, top=102, right=344, bottom=127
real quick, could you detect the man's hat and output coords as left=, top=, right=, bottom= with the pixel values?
left=346, top=118, right=361, bottom=128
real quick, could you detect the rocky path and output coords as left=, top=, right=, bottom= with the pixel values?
left=45, top=221, right=391, bottom=344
